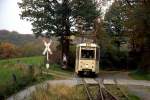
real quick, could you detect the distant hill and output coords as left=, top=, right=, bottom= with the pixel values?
left=0, top=30, right=59, bottom=58
left=0, top=30, right=37, bottom=46
left=0, top=30, right=45, bottom=57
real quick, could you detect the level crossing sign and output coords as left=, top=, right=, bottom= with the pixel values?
left=43, top=39, right=52, bottom=69
left=43, top=40, right=52, bottom=55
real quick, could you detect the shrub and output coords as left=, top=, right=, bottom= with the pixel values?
left=101, top=46, right=128, bottom=70
left=0, top=42, right=18, bottom=59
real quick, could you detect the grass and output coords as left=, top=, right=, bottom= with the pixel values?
left=0, top=56, right=45, bottom=85
left=106, top=85, right=141, bottom=100
left=0, top=56, right=145, bottom=99
left=0, top=66, right=24, bottom=98
left=30, top=84, right=141, bottom=100
left=0, top=56, right=74, bottom=99
left=46, top=64, right=73, bottom=76
left=0, top=56, right=61, bottom=99
left=41, top=63, right=73, bottom=79
left=0, top=56, right=44, bottom=66
left=130, top=70, right=150, bottom=81
left=0, top=67, right=22, bottom=85
left=31, top=85, right=86, bottom=100
left=128, top=94, right=141, bottom=100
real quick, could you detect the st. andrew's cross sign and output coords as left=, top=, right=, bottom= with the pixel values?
left=43, top=39, right=52, bottom=69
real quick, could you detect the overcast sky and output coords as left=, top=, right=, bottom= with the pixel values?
left=0, top=0, right=113, bottom=34
left=0, top=0, right=32, bottom=34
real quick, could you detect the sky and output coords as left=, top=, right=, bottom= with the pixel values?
left=0, top=0, right=113, bottom=34
left=0, top=0, right=32, bottom=34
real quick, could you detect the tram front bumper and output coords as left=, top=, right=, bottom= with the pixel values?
left=79, top=67, right=95, bottom=72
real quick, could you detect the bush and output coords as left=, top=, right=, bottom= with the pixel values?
left=0, top=64, right=40, bottom=99
left=0, top=42, right=18, bottom=59
left=101, top=46, right=128, bottom=70
left=47, top=50, right=61, bottom=64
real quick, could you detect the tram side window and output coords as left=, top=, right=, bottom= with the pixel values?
left=81, top=50, right=95, bottom=59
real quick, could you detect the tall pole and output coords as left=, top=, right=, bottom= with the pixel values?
left=47, top=51, right=49, bottom=62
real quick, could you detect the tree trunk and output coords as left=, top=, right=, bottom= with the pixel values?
left=61, top=0, right=70, bottom=69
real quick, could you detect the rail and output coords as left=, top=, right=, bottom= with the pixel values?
left=82, top=78, right=93, bottom=100
left=81, top=78, right=118, bottom=100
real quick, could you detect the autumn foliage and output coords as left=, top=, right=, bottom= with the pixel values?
left=0, top=42, right=19, bottom=59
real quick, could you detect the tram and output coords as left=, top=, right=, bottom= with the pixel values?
left=75, top=42, right=100, bottom=76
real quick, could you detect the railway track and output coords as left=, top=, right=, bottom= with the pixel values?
left=96, top=79, right=119, bottom=100
left=81, top=78, right=118, bottom=100
left=82, top=78, right=93, bottom=100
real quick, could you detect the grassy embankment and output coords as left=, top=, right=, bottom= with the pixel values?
left=0, top=56, right=73, bottom=99
left=31, top=85, right=86, bottom=100
left=30, top=84, right=140, bottom=100
left=130, top=70, right=150, bottom=81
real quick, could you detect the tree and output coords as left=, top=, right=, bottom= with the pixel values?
left=103, top=0, right=150, bottom=71
left=102, top=1, right=129, bottom=69
left=104, top=0, right=128, bottom=50
left=20, top=41, right=43, bottom=57
left=0, top=42, right=18, bottom=59
left=18, top=0, right=100, bottom=68
left=124, top=0, right=150, bottom=71
left=71, top=0, right=100, bottom=26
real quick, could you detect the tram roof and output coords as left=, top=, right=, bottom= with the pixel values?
left=76, top=43, right=99, bottom=47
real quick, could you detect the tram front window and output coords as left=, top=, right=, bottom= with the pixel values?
left=81, top=50, right=95, bottom=59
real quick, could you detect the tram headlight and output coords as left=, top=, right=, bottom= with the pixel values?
left=85, top=65, right=88, bottom=68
